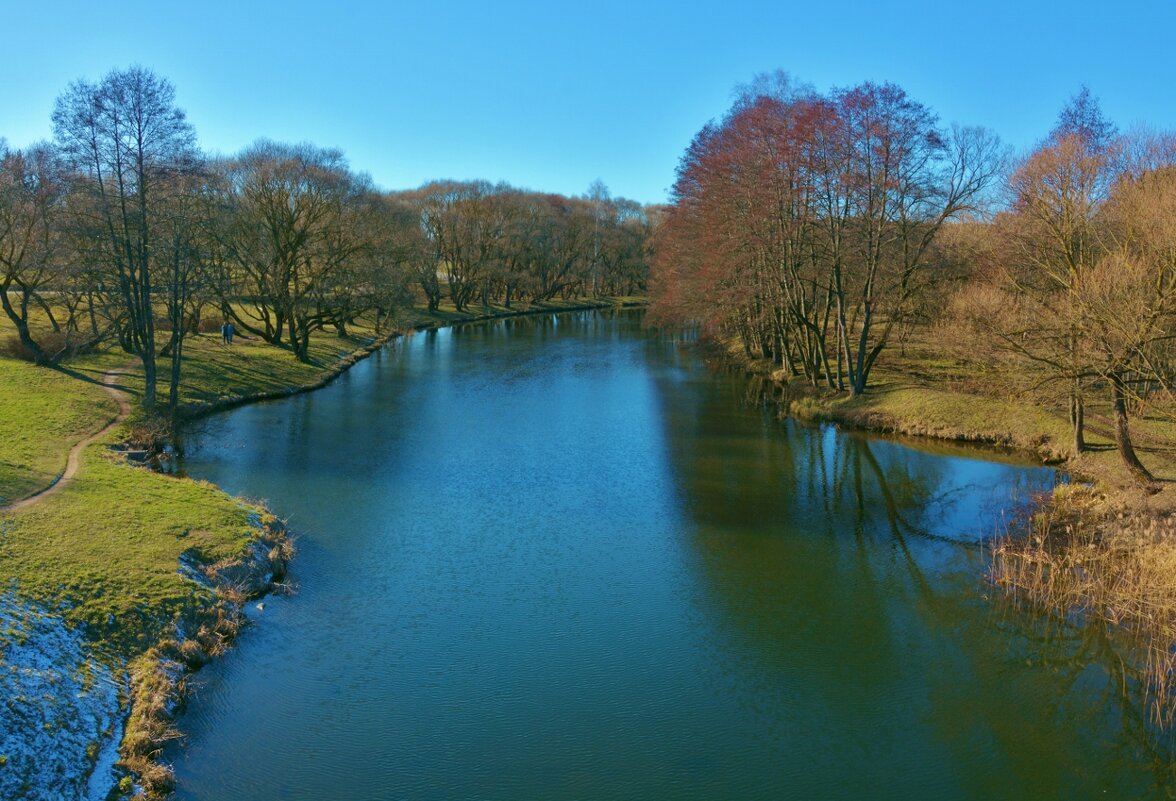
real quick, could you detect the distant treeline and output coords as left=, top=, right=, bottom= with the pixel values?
left=398, top=178, right=651, bottom=313
left=0, top=67, right=654, bottom=413
left=648, top=72, right=1176, bottom=483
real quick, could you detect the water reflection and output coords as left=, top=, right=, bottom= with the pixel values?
left=168, top=310, right=1170, bottom=801
left=650, top=339, right=1054, bottom=543
left=989, top=601, right=1176, bottom=797
left=645, top=328, right=1174, bottom=798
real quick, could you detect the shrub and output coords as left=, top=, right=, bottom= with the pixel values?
left=1, top=331, right=94, bottom=363
left=123, top=416, right=172, bottom=454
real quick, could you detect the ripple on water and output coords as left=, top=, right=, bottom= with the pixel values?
left=168, top=311, right=1158, bottom=801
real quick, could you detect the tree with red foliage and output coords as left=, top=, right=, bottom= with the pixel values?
left=651, top=73, right=1002, bottom=395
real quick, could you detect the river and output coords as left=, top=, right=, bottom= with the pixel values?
left=170, top=309, right=1166, bottom=800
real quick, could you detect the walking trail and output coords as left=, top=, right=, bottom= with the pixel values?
left=1, top=366, right=132, bottom=514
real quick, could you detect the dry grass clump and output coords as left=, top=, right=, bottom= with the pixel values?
left=120, top=414, right=173, bottom=455
left=118, top=523, right=292, bottom=799
left=119, top=598, right=251, bottom=798
left=992, top=484, right=1176, bottom=727
left=0, top=331, right=97, bottom=362
left=121, top=652, right=184, bottom=797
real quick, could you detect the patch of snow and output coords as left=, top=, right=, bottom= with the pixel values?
left=0, top=594, right=123, bottom=801
left=176, top=551, right=215, bottom=589
left=85, top=708, right=124, bottom=801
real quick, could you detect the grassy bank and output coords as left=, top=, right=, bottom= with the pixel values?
left=0, top=355, right=122, bottom=504
left=768, top=339, right=1176, bottom=509
left=0, top=295, right=642, bottom=799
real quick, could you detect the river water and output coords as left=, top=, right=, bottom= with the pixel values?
left=171, top=309, right=1165, bottom=800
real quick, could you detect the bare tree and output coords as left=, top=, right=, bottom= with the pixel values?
left=52, top=66, right=198, bottom=409
left=998, top=88, right=1120, bottom=454
left=385, top=193, right=441, bottom=313
left=210, top=141, right=370, bottom=361
left=0, top=141, right=78, bottom=364
left=1081, top=159, right=1176, bottom=483
left=586, top=179, right=611, bottom=296
left=418, top=181, right=506, bottom=312
left=824, top=84, right=1004, bottom=396
left=650, top=77, right=1002, bottom=395
left=156, top=167, right=220, bottom=418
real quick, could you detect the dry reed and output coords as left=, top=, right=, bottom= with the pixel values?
left=991, top=484, right=1176, bottom=729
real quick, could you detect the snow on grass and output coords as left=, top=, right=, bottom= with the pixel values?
left=0, top=594, right=122, bottom=801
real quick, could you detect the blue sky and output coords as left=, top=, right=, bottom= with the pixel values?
left=3, top=1, right=1175, bottom=205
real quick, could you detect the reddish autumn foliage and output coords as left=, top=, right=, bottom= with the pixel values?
left=650, top=74, right=1002, bottom=395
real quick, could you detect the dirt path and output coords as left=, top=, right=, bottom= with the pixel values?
left=1, top=366, right=133, bottom=514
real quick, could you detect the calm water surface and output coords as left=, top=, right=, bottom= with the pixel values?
left=172, top=310, right=1164, bottom=800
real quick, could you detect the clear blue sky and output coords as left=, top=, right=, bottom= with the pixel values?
left=3, top=0, right=1175, bottom=205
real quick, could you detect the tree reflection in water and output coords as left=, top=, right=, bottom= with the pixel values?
left=650, top=342, right=1173, bottom=797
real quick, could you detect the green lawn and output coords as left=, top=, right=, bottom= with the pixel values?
left=0, top=440, right=262, bottom=656
left=124, top=328, right=380, bottom=408
left=0, top=356, right=121, bottom=504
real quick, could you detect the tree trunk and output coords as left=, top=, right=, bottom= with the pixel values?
left=33, top=294, right=62, bottom=333
left=849, top=303, right=873, bottom=397
left=1069, top=385, right=1086, bottom=455
left=1110, top=373, right=1155, bottom=485
left=0, top=285, right=51, bottom=365
left=168, top=331, right=183, bottom=420
left=835, top=320, right=845, bottom=392
left=87, top=293, right=100, bottom=337
left=142, top=351, right=157, bottom=411
left=293, top=321, right=312, bottom=363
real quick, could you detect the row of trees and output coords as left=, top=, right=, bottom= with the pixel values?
left=650, top=75, right=1176, bottom=483
left=649, top=73, right=1003, bottom=396
left=950, top=92, right=1176, bottom=483
left=404, top=178, right=649, bottom=312
left=0, top=67, right=652, bottom=416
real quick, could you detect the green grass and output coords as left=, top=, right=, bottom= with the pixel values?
left=826, top=383, right=1074, bottom=455
left=126, top=328, right=380, bottom=408
left=0, top=357, right=120, bottom=504
left=0, top=439, right=260, bottom=656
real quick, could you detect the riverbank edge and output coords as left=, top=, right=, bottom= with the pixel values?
left=710, top=338, right=1167, bottom=497
left=113, top=297, right=647, bottom=799
left=783, top=376, right=1170, bottom=509
left=174, top=298, right=648, bottom=423
left=119, top=517, right=292, bottom=798
left=788, top=388, right=1073, bottom=466
left=715, top=341, right=1176, bottom=731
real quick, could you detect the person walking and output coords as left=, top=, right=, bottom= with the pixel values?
left=221, top=320, right=235, bottom=345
